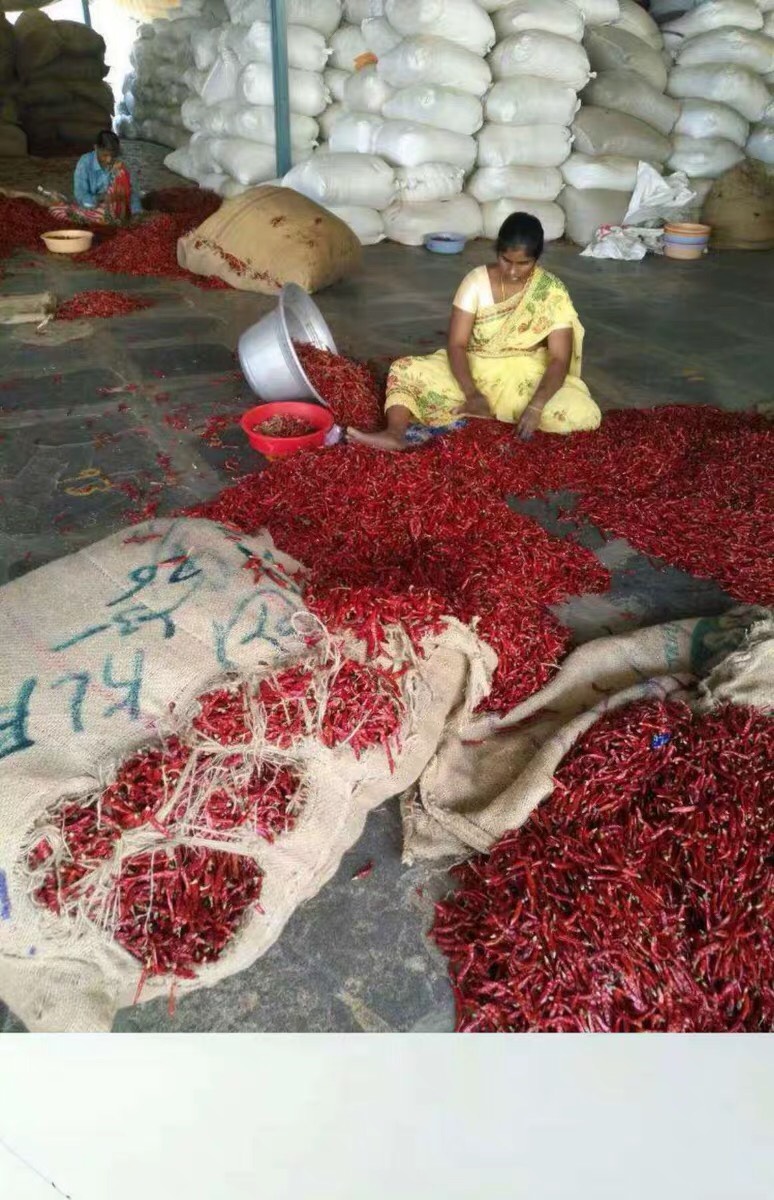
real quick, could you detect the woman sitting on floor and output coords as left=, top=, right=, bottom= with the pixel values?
left=349, top=212, right=602, bottom=451
left=48, top=130, right=142, bottom=227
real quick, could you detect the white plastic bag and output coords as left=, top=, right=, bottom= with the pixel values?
left=361, top=16, right=402, bottom=57
left=183, top=98, right=319, bottom=150
left=674, top=100, right=749, bottom=148
left=582, top=72, right=680, bottom=137
left=382, top=193, right=483, bottom=244
left=396, top=162, right=465, bottom=202
left=676, top=28, right=774, bottom=75
left=199, top=52, right=240, bottom=106
left=492, top=0, right=584, bottom=43
left=325, top=204, right=385, bottom=244
left=561, top=185, right=629, bottom=244
left=581, top=225, right=663, bottom=259
left=623, top=160, right=696, bottom=223
left=207, top=136, right=279, bottom=185
left=239, top=62, right=330, bottom=116
left=667, top=134, right=745, bottom=179
left=467, top=164, right=563, bottom=202
left=561, top=152, right=640, bottom=191
left=667, top=64, right=769, bottom=123
left=584, top=26, right=668, bottom=92
left=382, top=85, right=484, bottom=135
left=343, top=65, right=394, bottom=115
left=477, top=122, right=573, bottom=167
left=482, top=197, right=565, bottom=239
left=663, top=0, right=763, bottom=37
left=329, top=23, right=367, bottom=72
left=385, top=0, right=496, bottom=55
left=224, top=0, right=343, bottom=37
left=485, top=75, right=580, bottom=126
left=284, top=151, right=398, bottom=208
left=328, top=111, right=384, bottom=153
left=489, top=31, right=592, bottom=90
left=377, top=34, right=492, bottom=96
left=572, top=107, right=671, bottom=162
left=375, top=119, right=477, bottom=170
left=230, top=21, right=330, bottom=73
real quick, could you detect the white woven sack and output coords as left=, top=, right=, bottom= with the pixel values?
left=761, top=99, right=774, bottom=129
left=584, top=26, right=668, bottom=91
left=284, top=151, right=398, bottom=208
left=489, top=31, right=592, bottom=90
left=209, top=136, right=286, bottom=185
left=395, top=162, right=465, bottom=202
left=676, top=28, right=774, bottom=74
left=747, top=124, right=774, bottom=163
left=382, top=193, right=483, bottom=244
left=343, top=65, right=394, bottom=115
left=560, top=184, right=628, bottom=243
left=192, top=27, right=220, bottom=71
left=239, top=62, right=330, bottom=117
left=325, top=203, right=386, bottom=243
left=674, top=99, right=749, bottom=147
left=198, top=52, right=240, bottom=106
left=582, top=72, right=679, bottom=137
left=328, top=111, right=384, bottom=153
left=667, top=133, right=744, bottom=178
left=165, top=145, right=199, bottom=179
left=324, top=67, right=349, bottom=104
left=182, top=100, right=320, bottom=150
left=765, top=12, right=774, bottom=36
left=225, top=21, right=330, bottom=73
left=477, top=122, right=573, bottom=167
left=485, top=75, right=580, bottom=126
left=382, top=85, right=483, bottom=136
left=374, top=119, right=477, bottom=170
left=481, top=197, right=565, bottom=240
left=561, top=151, right=640, bottom=190
left=318, top=103, right=344, bottom=140
left=571, top=0, right=620, bottom=25
left=384, top=0, right=496, bottom=55
left=663, top=0, right=763, bottom=36
left=572, top=106, right=671, bottom=161
left=362, top=16, right=402, bottom=56
left=467, top=164, right=563, bottom=201
left=344, top=0, right=385, bottom=20
left=376, top=35, right=492, bottom=97
left=611, top=0, right=662, bottom=51
left=200, top=171, right=249, bottom=197
left=224, top=0, right=343, bottom=37
left=492, top=0, right=584, bottom=42
left=329, top=24, right=367, bottom=72
left=667, top=64, right=769, bottom=123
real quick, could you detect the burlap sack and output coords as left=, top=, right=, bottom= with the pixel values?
left=0, top=517, right=492, bottom=1031
left=21, top=78, right=112, bottom=110
left=0, top=13, right=13, bottom=82
left=14, top=11, right=105, bottom=79
left=403, top=607, right=773, bottom=861
left=177, top=185, right=363, bottom=294
left=0, top=122, right=27, bottom=156
left=702, top=161, right=774, bottom=250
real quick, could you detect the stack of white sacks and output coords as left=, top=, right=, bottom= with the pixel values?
left=560, top=0, right=680, bottom=243
left=164, top=0, right=341, bottom=197
left=118, top=12, right=219, bottom=151
left=664, top=0, right=774, bottom=194
left=319, top=0, right=369, bottom=141
left=285, top=0, right=494, bottom=245
left=469, top=0, right=593, bottom=243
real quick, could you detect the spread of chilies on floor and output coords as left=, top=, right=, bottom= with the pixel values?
left=349, top=214, right=602, bottom=451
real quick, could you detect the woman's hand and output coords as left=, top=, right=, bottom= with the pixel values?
left=517, top=401, right=543, bottom=441
left=460, top=389, right=491, bottom=419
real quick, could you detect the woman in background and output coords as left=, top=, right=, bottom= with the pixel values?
left=350, top=212, right=602, bottom=451
left=47, top=130, right=142, bottom=226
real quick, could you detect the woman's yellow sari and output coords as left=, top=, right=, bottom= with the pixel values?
left=385, top=266, right=602, bottom=433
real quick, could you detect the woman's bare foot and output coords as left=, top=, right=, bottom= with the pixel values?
left=348, top=428, right=409, bottom=451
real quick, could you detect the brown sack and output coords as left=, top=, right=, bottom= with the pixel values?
left=177, top=185, right=362, bottom=294
left=703, top=161, right=774, bottom=251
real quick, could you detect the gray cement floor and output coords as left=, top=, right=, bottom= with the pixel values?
left=1, top=154, right=772, bottom=1031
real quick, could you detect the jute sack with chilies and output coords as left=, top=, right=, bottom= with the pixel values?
left=177, top=185, right=363, bottom=293
left=0, top=517, right=493, bottom=1031
left=702, top=160, right=774, bottom=249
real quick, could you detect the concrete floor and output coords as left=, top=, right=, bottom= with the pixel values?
left=0, top=147, right=772, bottom=1031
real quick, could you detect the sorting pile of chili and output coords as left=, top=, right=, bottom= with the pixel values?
left=294, top=343, right=382, bottom=430
left=432, top=699, right=774, bottom=1032
left=259, top=414, right=318, bottom=438
left=56, top=290, right=153, bottom=321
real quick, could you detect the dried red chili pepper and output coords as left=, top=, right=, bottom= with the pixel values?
left=293, top=343, right=382, bottom=430
left=56, top=291, right=153, bottom=321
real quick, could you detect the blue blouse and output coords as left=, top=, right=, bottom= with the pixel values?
left=73, top=150, right=142, bottom=214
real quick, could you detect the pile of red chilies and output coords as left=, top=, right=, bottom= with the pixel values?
left=259, top=414, right=318, bottom=438
left=432, top=699, right=774, bottom=1032
left=56, top=290, right=153, bottom=321
left=294, top=342, right=383, bottom=430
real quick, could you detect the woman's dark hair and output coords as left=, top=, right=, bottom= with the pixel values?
left=95, top=129, right=121, bottom=155
left=496, top=212, right=544, bottom=260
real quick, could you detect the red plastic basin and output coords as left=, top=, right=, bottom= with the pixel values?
left=241, top=401, right=334, bottom=460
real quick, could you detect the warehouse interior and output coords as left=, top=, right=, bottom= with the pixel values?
left=0, top=0, right=771, bottom=1035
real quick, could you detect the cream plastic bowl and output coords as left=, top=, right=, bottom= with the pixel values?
left=41, top=229, right=94, bottom=255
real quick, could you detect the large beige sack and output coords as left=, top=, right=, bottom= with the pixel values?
left=560, top=184, right=629, bottom=244
left=177, top=185, right=362, bottom=294
left=572, top=106, right=671, bottom=161
left=582, top=71, right=680, bottom=137
left=703, top=160, right=774, bottom=249
left=0, top=122, right=27, bottom=156
left=14, top=10, right=105, bottom=78
left=584, top=26, right=668, bottom=92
